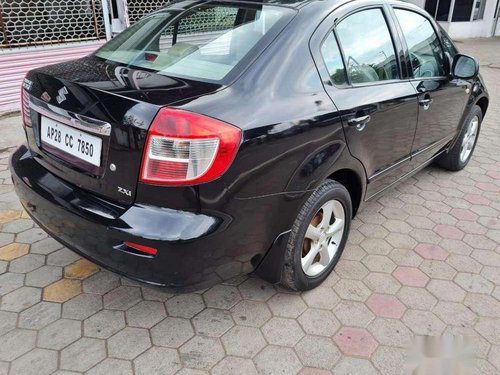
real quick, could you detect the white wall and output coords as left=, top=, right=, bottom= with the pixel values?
left=406, top=0, right=499, bottom=38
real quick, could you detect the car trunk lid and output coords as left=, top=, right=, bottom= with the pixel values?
left=23, top=56, right=222, bottom=205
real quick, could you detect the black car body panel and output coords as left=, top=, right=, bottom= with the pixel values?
left=11, top=0, right=488, bottom=289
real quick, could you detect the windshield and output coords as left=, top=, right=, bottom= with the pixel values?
left=95, top=4, right=293, bottom=82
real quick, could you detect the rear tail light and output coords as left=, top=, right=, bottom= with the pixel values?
left=140, top=108, right=242, bottom=185
left=21, top=88, right=32, bottom=128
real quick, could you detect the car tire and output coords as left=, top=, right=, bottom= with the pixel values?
left=280, top=179, right=352, bottom=291
left=437, top=105, right=482, bottom=171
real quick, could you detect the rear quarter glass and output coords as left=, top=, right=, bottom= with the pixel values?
left=94, top=4, right=295, bottom=84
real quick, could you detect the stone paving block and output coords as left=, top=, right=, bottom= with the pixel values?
left=222, top=326, right=266, bottom=358
left=134, top=347, right=181, bottom=375
left=8, top=253, right=44, bottom=273
left=0, top=233, right=14, bottom=248
left=267, top=293, right=307, bottom=318
left=364, top=273, right=401, bottom=294
left=18, top=301, right=60, bottom=329
left=43, top=279, right=81, bottom=303
left=297, top=308, right=340, bottom=337
left=237, top=277, right=276, bottom=301
left=25, top=265, right=62, bottom=287
left=464, top=293, right=500, bottom=318
left=372, top=346, right=409, bottom=375
left=419, top=260, right=457, bottom=280
left=0, top=210, right=22, bottom=224
left=295, top=335, right=341, bottom=369
left=82, top=270, right=120, bottom=295
left=254, top=346, right=302, bottom=375
left=60, top=337, right=106, bottom=372
left=402, top=309, right=446, bottom=336
left=87, top=358, right=133, bottom=375
left=366, top=294, right=406, bottom=319
left=212, top=357, right=258, bottom=375
left=301, top=286, right=340, bottom=309
left=393, top=267, right=429, bottom=287
left=333, top=300, right=375, bottom=328
left=0, top=242, right=29, bottom=261
left=141, top=286, right=174, bottom=301
left=64, top=258, right=99, bottom=280
left=108, top=327, right=151, bottom=360
left=30, top=237, right=63, bottom=255
left=38, top=319, right=82, bottom=350
left=151, top=317, right=194, bottom=348
left=9, top=348, right=57, bottom=375
left=455, top=272, right=494, bottom=294
left=46, top=248, right=80, bottom=267
left=179, top=336, right=225, bottom=370
left=203, top=284, right=241, bottom=310
left=62, top=293, right=102, bottom=320
left=262, top=317, right=305, bottom=347
left=414, top=243, right=448, bottom=261
left=0, top=311, right=16, bottom=337
left=84, top=309, right=125, bottom=339
left=2, top=219, right=33, bottom=234
left=368, top=318, right=413, bottom=348
left=16, top=227, right=47, bottom=244
left=0, top=329, right=36, bottom=361
left=103, top=286, right=141, bottom=310
left=166, top=293, right=205, bottom=318
left=126, top=300, right=166, bottom=329
left=1, top=286, right=41, bottom=312
left=333, top=279, right=371, bottom=301
left=192, top=308, right=234, bottom=337
left=397, top=286, right=438, bottom=310
left=333, top=327, right=378, bottom=358
left=333, top=357, right=379, bottom=375
left=230, top=300, right=271, bottom=327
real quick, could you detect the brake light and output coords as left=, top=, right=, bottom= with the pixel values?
left=124, top=241, right=158, bottom=256
left=140, top=108, right=242, bottom=185
left=21, top=87, right=32, bottom=128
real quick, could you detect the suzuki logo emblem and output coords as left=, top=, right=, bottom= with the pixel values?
left=56, top=87, right=68, bottom=104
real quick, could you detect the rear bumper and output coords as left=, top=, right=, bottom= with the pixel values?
left=10, top=145, right=269, bottom=290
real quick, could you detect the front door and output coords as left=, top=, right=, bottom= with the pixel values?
left=316, top=6, right=419, bottom=198
left=392, top=7, right=470, bottom=167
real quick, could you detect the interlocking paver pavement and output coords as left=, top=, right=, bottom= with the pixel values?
left=0, top=38, right=499, bottom=374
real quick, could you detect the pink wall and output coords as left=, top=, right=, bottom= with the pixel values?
left=0, top=41, right=105, bottom=113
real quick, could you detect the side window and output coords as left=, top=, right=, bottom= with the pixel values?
left=336, top=9, right=399, bottom=84
left=394, top=9, right=446, bottom=78
left=321, top=32, right=347, bottom=86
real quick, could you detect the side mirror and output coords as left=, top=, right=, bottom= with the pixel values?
left=452, top=54, right=479, bottom=79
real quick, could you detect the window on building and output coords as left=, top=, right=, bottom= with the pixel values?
left=336, top=9, right=399, bottom=84
left=437, top=0, right=453, bottom=21
left=394, top=9, right=445, bottom=78
left=425, top=0, right=439, bottom=17
left=452, top=0, right=475, bottom=21
left=473, top=0, right=487, bottom=19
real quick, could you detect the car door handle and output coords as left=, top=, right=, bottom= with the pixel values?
left=348, top=115, right=371, bottom=131
left=419, top=98, right=433, bottom=110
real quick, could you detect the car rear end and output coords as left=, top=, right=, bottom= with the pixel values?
left=10, top=2, right=296, bottom=289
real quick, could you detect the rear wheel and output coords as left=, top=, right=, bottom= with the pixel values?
left=281, top=180, right=352, bottom=291
left=437, top=105, right=482, bottom=171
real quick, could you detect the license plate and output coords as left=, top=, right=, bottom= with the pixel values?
left=41, top=116, right=102, bottom=167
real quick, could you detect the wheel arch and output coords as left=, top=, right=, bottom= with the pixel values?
left=327, top=168, right=363, bottom=217
left=476, top=96, right=489, bottom=119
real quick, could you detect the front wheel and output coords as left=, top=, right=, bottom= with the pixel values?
left=280, top=180, right=352, bottom=291
left=437, top=105, right=482, bottom=171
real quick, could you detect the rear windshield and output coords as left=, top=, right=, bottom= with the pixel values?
left=94, top=4, right=293, bottom=83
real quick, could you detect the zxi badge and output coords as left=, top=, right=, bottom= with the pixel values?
left=56, top=87, right=69, bottom=104
left=118, top=187, right=132, bottom=197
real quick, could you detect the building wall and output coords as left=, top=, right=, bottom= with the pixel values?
left=407, top=0, right=500, bottom=38
left=0, top=41, right=104, bottom=113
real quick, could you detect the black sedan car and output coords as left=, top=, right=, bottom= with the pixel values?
left=11, top=0, right=488, bottom=291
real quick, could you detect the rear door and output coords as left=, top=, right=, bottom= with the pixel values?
left=390, top=7, right=470, bottom=168
left=311, top=4, right=419, bottom=199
